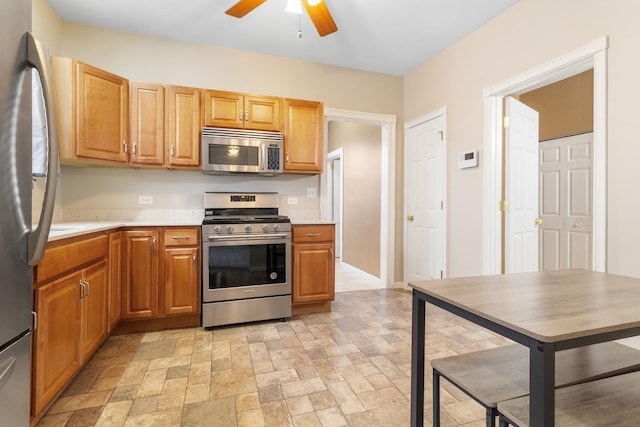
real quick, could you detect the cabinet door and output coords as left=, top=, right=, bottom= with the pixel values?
left=33, top=272, right=81, bottom=416
left=167, top=86, right=201, bottom=168
left=292, top=242, right=335, bottom=303
left=76, top=62, right=128, bottom=163
left=203, top=90, right=244, bottom=128
left=122, top=230, right=160, bottom=319
left=130, top=82, right=164, bottom=166
left=80, top=260, right=108, bottom=362
left=245, top=95, right=282, bottom=131
left=284, top=99, right=323, bottom=173
left=108, top=232, right=122, bottom=332
left=164, top=247, right=199, bottom=316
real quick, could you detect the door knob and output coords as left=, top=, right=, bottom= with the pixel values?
left=534, top=218, right=544, bottom=225
left=407, top=215, right=415, bottom=222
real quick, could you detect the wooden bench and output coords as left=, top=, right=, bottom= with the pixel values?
left=497, top=370, right=640, bottom=426
left=431, top=342, right=640, bottom=427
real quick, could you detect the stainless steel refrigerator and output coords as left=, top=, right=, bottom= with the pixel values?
left=1, top=0, right=59, bottom=424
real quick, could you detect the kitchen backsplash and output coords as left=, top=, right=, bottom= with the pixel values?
left=33, top=165, right=322, bottom=223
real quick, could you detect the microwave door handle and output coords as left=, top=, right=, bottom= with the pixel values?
left=261, top=144, right=266, bottom=171
left=26, top=33, right=59, bottom=266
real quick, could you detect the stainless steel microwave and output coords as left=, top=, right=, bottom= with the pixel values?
left=201, top=127, right=283, bottom=176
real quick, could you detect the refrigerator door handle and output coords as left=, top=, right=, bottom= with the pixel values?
left=26, top=33, right=59, bottom=266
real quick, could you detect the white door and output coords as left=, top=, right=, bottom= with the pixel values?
left=504, top=97, right=539, bottom=273
left=404, top=113, right=446, bottom=282
left=539, top=132, right=593, bottom=270
left=332, top=157, right=343, bottom=259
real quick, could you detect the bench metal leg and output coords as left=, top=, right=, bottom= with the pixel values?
left=498, top=414, right=510, bottom=427
left=487, top=407, right=498, bottom=427
left=433, top=369, right=441, bottom=426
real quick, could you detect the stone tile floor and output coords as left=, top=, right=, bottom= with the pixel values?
left=36, top=289, right=512, bottom=426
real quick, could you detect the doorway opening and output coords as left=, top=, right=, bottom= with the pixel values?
left=322, top=108, right=397, bottom=288
left=482, top=36, right=608, bottom=274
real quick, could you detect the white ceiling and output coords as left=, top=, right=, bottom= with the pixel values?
left=45, top=0, right=520, bottom=76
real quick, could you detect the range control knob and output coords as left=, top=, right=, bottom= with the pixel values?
left=225, top=225, right=233, bottom=234
left=262, top=225, right=271, bottom=233
left=244, top=225, right=252, bottom=233
left=214, top=225, right=221, bottom=233
left=273, top=224, right=281, bottom=232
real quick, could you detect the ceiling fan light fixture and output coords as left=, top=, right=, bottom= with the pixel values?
left=285, top=0, right=303, bottom=14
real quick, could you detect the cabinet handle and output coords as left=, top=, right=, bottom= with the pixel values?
left=239, top=110, right=243, bottom=122
left=329, top=248, right=334, bottom=260
left=79, top=279, right=86, bottom=299
left=245, top=111, right=249, bottom=123
left=85, top=279, right=90, bottom=297
left=152, top=236, right=157, bottom=253
left=172, top=235, right=190, bottom=240
left=132, top=142, right=136, bottom=157
left=170, top=145, right=175, bottom=158
left=286, top=153, right=289, bottom=163
left=122, top=140, right=128, bottom=156
left=307, top=233, right=321, bottom=237
left=192, top=253, right=197, bottom=270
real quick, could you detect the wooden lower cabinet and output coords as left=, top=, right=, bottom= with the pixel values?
left=32, top=242, right=108, bottom=419
left=122, top=230, right=160, bottom=319
left=33, top=271, right=81, bottom=417
left=292, top=224, right=335, bottom=315
left=108, top=231, right=122, bottom=332
left=115, top=227, right=200, bottom=333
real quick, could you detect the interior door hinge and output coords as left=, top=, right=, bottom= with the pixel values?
left=438, top=130, right=444, bottom=141
left=440, top=201, right=444, bottom=210
left=499, top=200, right=509, bottom=211
left=440, top=270, right=443, bottom=279
left=503, top=116, right=510, bottom=128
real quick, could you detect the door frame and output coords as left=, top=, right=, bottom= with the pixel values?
left=321, top=108, right=397, bottom=287
left=403, top=106, right=448, bottom=282
left=483, top=36, right=608, bottom=274
left=327, top=147, right=344, bottom=259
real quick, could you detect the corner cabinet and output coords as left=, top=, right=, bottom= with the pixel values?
left=51, top=57, right=129, bottom=165
left=291, top=224, right=335, bottom=315
left=284, top=98, right=324, bottom=174
left=203, top=89, right=282, bottom=131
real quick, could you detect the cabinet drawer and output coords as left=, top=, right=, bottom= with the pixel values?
left=292, top=225, right=334, bottom=243
left=36, top=235, right=108, bottom=284
left=164, top=228, right=199, bottom=247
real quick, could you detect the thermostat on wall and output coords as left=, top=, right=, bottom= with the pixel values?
left=458, top=150, right=479, bottom=169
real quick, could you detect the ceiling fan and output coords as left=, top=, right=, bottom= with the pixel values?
left=225, top=0, right=338, bottom=37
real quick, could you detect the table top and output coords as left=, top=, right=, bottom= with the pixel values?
left=409, top=270, right=640, bottom=342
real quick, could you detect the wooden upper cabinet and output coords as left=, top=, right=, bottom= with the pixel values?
left=130, top=82, right=165, bottom=166
left=51, top=57, right=129, bottom=164
left=167, top=85, right=201, bottom=168
left=284, top=98, right=323, bottom=173
left=203, top=90, right=282, bottom=131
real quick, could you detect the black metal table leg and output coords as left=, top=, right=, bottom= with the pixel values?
left=411, top=290, right=426, bottom=427
left=529, top=340, right=555, bottom=426
left=433, top=369, right=441, bottom=426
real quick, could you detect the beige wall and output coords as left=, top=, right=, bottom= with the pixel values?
left=328, top=122, right=381, bottom=277
left=405, top=0, right=640, bottom=278
left=519, top=70, right=594, bottom=141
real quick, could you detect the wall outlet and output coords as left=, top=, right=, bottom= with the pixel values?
left=287, top=197, right=298, bottom=205
left=306, top=187, right=317, bottom=198
left=138, top=195, right=153, bottom=205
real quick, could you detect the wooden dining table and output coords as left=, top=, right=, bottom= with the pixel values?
left=409, top=270, right=640, bottom=427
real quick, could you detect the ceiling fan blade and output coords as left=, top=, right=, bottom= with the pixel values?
left=225, top=0, right=267, bottom=18
left=302, top=0, right=338, bottom=37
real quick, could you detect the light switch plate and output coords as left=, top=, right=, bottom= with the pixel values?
left=306, top=187, right=317, bottom=198
left=287, top=197, right=298, bottom=205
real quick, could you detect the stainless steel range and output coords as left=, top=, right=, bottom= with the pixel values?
left=201, top=192, right=291, bottom=327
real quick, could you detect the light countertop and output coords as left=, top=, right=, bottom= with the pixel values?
left=45, top=221, right=202, bottom=242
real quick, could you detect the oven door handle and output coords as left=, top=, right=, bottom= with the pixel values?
left=206, top=233, right=290, bottom=241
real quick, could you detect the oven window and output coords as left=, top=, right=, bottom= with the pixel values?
left=208, top=243, right=286, bottom=289
left=208, top=144, right=259, bottom=166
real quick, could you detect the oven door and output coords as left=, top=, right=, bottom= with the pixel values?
left=202, top=234, right=291, bottom=303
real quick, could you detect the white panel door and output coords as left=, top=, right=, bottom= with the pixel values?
left=404, top=114, right=446, bottom=282
left=539, top=132, right=593, bottom=270
left=332, top=158, right=343, bottom=259
left=505, top=97, right=539, bottom=273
